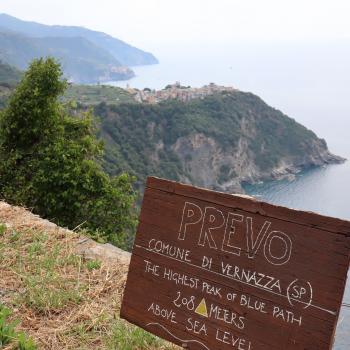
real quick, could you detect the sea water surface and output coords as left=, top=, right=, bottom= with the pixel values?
left=110, top=41, right=350, bottom=347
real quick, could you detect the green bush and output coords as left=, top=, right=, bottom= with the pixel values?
left=0, top=58, right=137, bottom=250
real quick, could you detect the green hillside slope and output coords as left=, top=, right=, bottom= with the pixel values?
left=93, top=91, right=343, bottom=191
left=63, top=84, right=136, bottom=106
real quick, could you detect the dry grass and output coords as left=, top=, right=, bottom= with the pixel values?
left=0, top=202, right=179, bottom=350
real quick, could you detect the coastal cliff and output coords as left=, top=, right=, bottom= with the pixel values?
left=169, top=131, right=341, bottom=193
left=95, top=90, right=344, bottom=192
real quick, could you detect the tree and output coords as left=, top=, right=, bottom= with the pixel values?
left=0, top=58, right=136, bottom=249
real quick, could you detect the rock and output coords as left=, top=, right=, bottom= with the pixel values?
left=75, top=237, right=131, bottom=265
left=38, top=219, right=58, bottom=229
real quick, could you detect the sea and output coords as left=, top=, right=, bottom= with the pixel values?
left=109, top=42, right=350, bottom=348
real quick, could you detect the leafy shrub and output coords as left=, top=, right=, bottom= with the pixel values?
left=0, top=58, right=136, bottom=249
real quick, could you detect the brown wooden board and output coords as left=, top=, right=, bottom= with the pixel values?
left=120, top=177, right=350, bottom=350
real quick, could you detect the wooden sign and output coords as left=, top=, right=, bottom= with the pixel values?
left=121, top=177, right=350, bottom=350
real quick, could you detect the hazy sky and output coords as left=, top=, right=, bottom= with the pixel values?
left=1, top=0, right=350, bottom=52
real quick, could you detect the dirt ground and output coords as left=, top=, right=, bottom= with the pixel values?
left=0, top=201, right=177, bottom=350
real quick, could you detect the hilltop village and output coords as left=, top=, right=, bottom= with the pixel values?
left=126, top=82, right=236, bottom=103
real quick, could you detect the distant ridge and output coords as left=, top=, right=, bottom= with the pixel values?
left=0, top=14, right=158, bottom=66
left=0, top=14, right=158, bottom=83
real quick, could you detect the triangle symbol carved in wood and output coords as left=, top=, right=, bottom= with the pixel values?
left=195, top=298, right=208, bottom=318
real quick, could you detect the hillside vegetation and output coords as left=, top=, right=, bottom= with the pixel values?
left=0, top=79, right=136, bottom=109
left=94, top=92, right=343, bottom=191
left=63, top=84, right=136, bottom=106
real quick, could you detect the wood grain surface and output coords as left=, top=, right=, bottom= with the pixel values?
left=121, top=177, right=350, bottom=350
